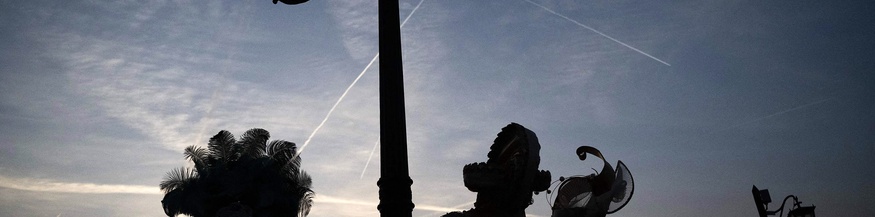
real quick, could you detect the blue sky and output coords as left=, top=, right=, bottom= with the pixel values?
left=1, top=0, right=874, bottom=216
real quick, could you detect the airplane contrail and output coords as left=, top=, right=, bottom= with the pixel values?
left=360, top=138, right=380, bottom=179
left=297, top=0, right=426, bottom=157
left=670, top=97, right=836, bottom=148
left=522, top=0, right=671, bottom=66
left=709, top=97, right=834, bottom=135
left=297, top=54, right=378, bottom=157
left=401, top=0, right=426, bottom=27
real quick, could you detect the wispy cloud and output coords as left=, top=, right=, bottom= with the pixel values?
left=415, top=200, right=476, bottom=217
left=328, top=1, right=379, bottom=62
left=38, top=0, right=326, bottom=153
left=314, top=194, right=472, bottom=213
left=0, top=176, right=473, bottom=215
left=32, top=0, right=255, bottom=153
left=0, top=176, right=160, bottom=195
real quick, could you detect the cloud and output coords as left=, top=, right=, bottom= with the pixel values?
left=313, top=194, right=475, bottom=215
left=327, top=1, right=379, bottom=62
left=0, top=175, right=160, bottom=195
left=0, top=175, right=468, bottom=215
left=31, top=0, right=329, bottom=153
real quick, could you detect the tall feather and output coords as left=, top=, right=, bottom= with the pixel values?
left=268, top=140, right=304, bottom=183
left=184, top=145, right=209, bottom=174
left=159, top=167, right=198, bottom=194
left=208, top=130, right=238, bottom=166
left=298, top=189, right=315, bottom=217
left=267, top=140, right=298, bottom=164
left=296, top=171, right=312, bottom=189
left=240, top=128, right=269, bottom=158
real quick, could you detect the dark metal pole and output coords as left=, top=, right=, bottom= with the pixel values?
left=377, top=0, right=414, bottom=216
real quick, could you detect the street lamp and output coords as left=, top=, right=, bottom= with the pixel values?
left=273, top=1, right=414, bottom=216
left=752, top=185, right=816, bottom=217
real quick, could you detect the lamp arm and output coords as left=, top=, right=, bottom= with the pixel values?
left=766, top=195, right=798, bottom=217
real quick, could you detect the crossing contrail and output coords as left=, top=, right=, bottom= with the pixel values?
left=360, top=138, right=380, bottom=179
left=297, top=0, right=426, bottom=157
left=523, top=0, right=671, bottom=66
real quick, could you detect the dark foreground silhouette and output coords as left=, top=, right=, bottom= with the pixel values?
left=443, top=124, right=635, bottom=217
left=548, top=146, right=634, bottom=217
left=160, top=129, right=313, bottom=217
left=443, top=123, right=552, bottom=217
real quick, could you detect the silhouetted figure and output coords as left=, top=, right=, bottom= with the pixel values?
left=160, top=129, right=314, bottom=217
left=548, top=146, right=634, bottom=217
left=443, top=123, right=552, bottom=217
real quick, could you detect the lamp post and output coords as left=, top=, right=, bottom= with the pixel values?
left=752, top=185, right=816, bottom=217
left=376, top=0, right=415, bottom=216
left=273, top=0, right=414, bottom=216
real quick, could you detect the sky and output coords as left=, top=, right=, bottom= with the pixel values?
left=1, top=0, right=874, bottom=216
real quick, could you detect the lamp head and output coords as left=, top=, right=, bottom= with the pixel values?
left=787, top=206, right=816, bottom=217
left=273, top=0, right=309, bottom=5
left=759, top=189, right=772, bottom=204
